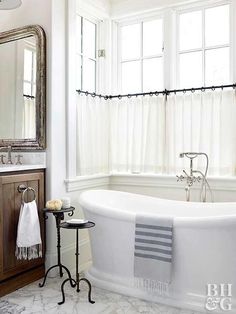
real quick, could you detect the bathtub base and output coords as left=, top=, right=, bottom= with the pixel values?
left=86, top=267, right=231, bottom=314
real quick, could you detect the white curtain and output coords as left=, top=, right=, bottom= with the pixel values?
left=23, top=98, right=36, bottom=139
left=166, top=89, right=236, bottom=176
left=76, top=94, right=110, bottom=176
left=110, top=95, right=166, bottom=173
left=76, top=89, right=236, bottom=176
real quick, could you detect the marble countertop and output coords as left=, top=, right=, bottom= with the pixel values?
left=0, top=164, right=46, bottom=173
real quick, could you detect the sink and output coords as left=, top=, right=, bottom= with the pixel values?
left=0, top=164, right=45, bottom=172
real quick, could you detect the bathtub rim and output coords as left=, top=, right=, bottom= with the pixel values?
left=79, top=189, right=236, bottom=225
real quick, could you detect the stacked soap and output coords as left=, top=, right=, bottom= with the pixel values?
left=61, top=197, right=71, bottom=209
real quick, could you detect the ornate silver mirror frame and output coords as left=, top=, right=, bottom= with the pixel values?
left=0, top=25, right=46, bottom=150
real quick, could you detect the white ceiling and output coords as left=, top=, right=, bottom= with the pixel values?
left=110, top=0, right=198, bottom=18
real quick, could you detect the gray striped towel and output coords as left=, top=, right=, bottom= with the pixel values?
left=134, top=215, right=173, bottom=295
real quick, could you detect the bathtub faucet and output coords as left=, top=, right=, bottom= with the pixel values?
left=177, top=152, right=213, bottom=202
left=176, top=170, right=201, bottom=186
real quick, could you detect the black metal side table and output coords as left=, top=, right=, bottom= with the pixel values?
left=39, top=207, right=75, bottom=288
left=58, top=221, right=95, bottom=305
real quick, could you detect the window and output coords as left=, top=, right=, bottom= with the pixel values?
left=76, top=15, right=97, bottom=93
left=23, top=47, right=36, bottom=97
left=119, top=18, right=164, bottom=94
left=178, top=4, right=231, bottom=88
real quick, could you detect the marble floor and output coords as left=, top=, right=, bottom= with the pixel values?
left=0, top=276, right=202, bottom=314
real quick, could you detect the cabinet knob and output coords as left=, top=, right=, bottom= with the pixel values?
left=15, top=155, right=23, bottom=165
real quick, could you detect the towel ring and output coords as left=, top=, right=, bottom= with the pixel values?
left=21, top=187, right=37, bottom=204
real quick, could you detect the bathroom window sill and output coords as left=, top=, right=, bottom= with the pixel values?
left=65, top=174, right=110, bottom=192
left=65, top=173, right=236, bottom=192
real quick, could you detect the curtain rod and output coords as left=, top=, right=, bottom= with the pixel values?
left=23, top=94, right=35, bottom=99
left=77, top=83, right=236, bottom=99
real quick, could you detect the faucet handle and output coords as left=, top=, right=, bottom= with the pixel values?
left=15, top=155, right=23, bottom=165
left=176, top=175, right=184, bottom=182
left=0, top=154, right=6, bottom=165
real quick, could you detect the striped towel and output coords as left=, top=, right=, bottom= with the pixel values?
left=134, top=215, right=173, bottom=295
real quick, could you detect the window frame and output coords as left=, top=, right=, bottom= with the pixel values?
left=114, top=0, right=234, bottom=93
left=176, top=1, right=233, bottom=88
left=117, top=14, right=164, bottom=94
left=76, top=13, right=99, bottom=93
left=23, top=41, right=36, bottom=97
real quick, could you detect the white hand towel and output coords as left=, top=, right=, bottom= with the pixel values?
left=15, top=200, right=42, bottom=260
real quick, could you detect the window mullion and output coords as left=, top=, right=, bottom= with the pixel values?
left=202, top=8, right=206, bottom=86
left=81, top=17, right=84, bottom=90
left=141, top=22, right=143, bottom=93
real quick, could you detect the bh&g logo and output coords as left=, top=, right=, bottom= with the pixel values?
left=205, top=284, right=232, bottom=311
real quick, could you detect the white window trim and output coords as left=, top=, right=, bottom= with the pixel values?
left=117, top=13, right=164, bottom=94
left=76, top=13, right=100, bottom=93
left=113, top=0, right=234, bottom=92
left=175, top=0, right=233, bottom=88
left=23, top=45, right=36, bottom=97
left=66, top=0, right=110, bottom=180
left=65, top=172, right=236, bottom=193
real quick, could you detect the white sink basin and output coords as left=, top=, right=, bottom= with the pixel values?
left=0, top=164, right=45, bottom=172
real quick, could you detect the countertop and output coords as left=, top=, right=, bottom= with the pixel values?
left=0, top=164, right=46, bottom=173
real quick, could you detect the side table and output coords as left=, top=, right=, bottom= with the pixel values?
left=58, top=221, right=95, bottom=305
left=39, top=207, right=75, bottom=288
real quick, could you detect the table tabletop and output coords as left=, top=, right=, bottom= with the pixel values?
left=60, top=221, right=95, bottom=230
left=42, top=206, right=75, bottom=214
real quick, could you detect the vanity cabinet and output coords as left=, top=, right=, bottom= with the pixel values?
left=0, top=169, right=45, bottom=297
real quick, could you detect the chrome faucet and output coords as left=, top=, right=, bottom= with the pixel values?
left=7, top=146, right=13, bottom=164
left=0, top=146, right=13, bottom=164
left=177, top=152, right=213, bottom=202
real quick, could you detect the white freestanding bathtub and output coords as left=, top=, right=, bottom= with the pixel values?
left=79, top=190, right=236, bottom=313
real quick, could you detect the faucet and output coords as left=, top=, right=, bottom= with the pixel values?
left=177, top=152, right=213, bottom=202
left=0, top=146, right=13, bottom=164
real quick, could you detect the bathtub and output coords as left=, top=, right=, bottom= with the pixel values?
left=79, top=189, right=236, bottom=313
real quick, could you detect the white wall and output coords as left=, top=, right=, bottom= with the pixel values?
left=0, top=0, right=109, bottom=273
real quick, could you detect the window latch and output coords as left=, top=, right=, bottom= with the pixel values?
left=98, top=49, right=106, bottom=58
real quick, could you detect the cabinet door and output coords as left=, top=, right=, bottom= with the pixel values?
left=0, top=171, right=45, bottom=281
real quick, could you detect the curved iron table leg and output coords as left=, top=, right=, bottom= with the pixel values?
left=58, top=278, right=77, bottom=305
left=39, top=264, right=76, bottom=288
left=79, top=278, right=95, bottom=304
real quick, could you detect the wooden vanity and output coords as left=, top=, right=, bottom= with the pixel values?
left=0, top=169, right=45, bottom=297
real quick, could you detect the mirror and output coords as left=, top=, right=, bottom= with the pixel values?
left=0, top=25, right=46, bottom=150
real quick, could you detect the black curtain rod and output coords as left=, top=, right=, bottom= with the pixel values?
left=23, top=94, right=35, bottom=99
left=77, top=83, right=236, bottom=99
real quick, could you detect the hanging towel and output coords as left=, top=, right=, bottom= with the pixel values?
left=134, top=215, right=173, bottom=295
left=15, top=200, right=42, bottom=260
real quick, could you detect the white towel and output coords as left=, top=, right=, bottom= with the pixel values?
left=15, top=200, right=42, bottom=260
left=134, top=215, right=173, bottom=295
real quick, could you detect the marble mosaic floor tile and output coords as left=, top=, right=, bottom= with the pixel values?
left=0, top=277, right=202, bottom=314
